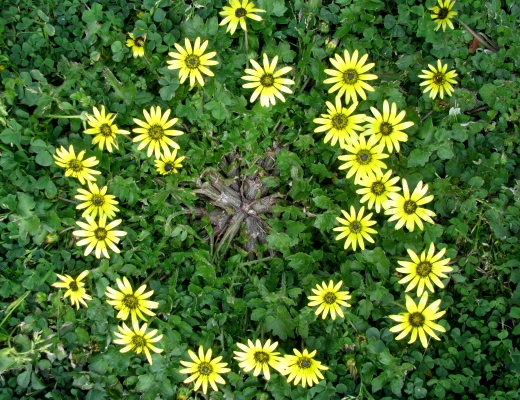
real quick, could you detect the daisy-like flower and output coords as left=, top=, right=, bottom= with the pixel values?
left=338, top=134, right=389, bottom=184
left=397, top=243, right=453, bottom=296
left=53, top=145, right=101, bottom=185
left=333, top=206, right=377, bottom=251
left=280, top=349, right=328, bottom=388
left=389, top=292, right=447, bottom=348
left=132, top=106, right=184, bottom=159
left=313, top=97, right=366, bottom=148
left=167, top=37, right=219, bottom=87
left=75, top=182, right=120, bottom=220
left=307, top=280, right=352, bottom=320
left=179, top=346, right=231, bottom=394
left=233, top=339, right=282, bottom=380
left=126, top=33, right=146, bottom=58
left=73, top=215, right=127, bottom=259
left=323, top=49, right=378, bottom=104
left=219, top=0, right=265, bottom=34
left=385, top=179, right=436, bottom=232
left=356, top=169, right=401, bottom=213
left=84, top=105, right=130, bottom=152
left=363, top=100, right=414, bottom=153
left=113, top=320, right=163, bottom=364
left=241, top=53, right=294, bottom=107
left=418, top=60, right=458, bottom=99
left=429, top=0, right=457, bottom=31
left=105, top=277, right=159, bottom=326
left=154, top=147, right=185, bottom=175
left=51, top=270, right=91, bottom=309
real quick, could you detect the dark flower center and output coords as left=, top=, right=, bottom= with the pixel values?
left=94, top=227, right=107, bottom=241
left=356, top=150, right=371, bottom=165
left=260, top=74, right=274, bottom=87
left=253, top=351, right=270, bottom=364
left=69, top=281, right=79, bottom=291
left=100, top=124, right=113, bottom=137
left=417, top=261, right=433, bottom=277
left=437, top=7, right=449, bottom=19
left=298, top=358, right=312, bottom=369
left=235, top=7, right=247, bottom=18
left=148, top=125, right=164, bottom=141
left=409, top=312, right=425, bottom=327
left=91, top=194, right=105, bottom=206
left=404, top=200, right=417, bottom=214
left=433, top=72, right=445, bottom=85
left=332, top=113, right=348, bottom=129
left=343, top=69, right=358, bottom=84
left=371, top=182, right=385, bottom=195
left=164, top=163, right=174, bottom=172
left=122, top=294, right=139, bottom=309
left=185, top=55, right=200, bottom=69
left=323, top=292, right=337, bottom=304
left=68, top=159, right=84, bottom=172
left=350, top=221, right=362, bottom=233
left=135, top=38, right=145, bottom=47
left=380, top=122, right=393, bottom=136
left=199, top=362, right=213, bottom=375
left=131, top=334, right=146, bottom=348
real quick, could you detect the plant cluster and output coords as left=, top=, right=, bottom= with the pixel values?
left=0, top=0, right=519, bottom=398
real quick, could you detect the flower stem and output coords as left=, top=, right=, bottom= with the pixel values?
left=244, top=29, right=249, bottom=69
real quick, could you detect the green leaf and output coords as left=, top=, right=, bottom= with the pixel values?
left=0, top=127, right=22, bottom=146
left=407, top=148, right=430, bottom=167
left=265, top=306, right=295, bottom=340
left=17, top=193, right=35, bottom=217
left=287, top=253, right=315, bottom=275
left=153, top=8, right=167, bottom=22
left=17, top=369, right=31, bottom=389
left=358, top=299, right=374, bottom=319
left=509, top=307, right=520, bottom=319
left=35, top=151, right=53, bottom=166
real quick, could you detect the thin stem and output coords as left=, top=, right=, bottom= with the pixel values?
left=244, top=29, right=249, bottom=69
left=58, top=196, right=78, bottom=205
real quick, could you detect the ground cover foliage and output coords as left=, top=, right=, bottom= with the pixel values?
left=1, top=0, right=520, bottom=398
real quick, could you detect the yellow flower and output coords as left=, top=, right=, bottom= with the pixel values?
left=313, top=97, right=366, bottom=148
left=233, top=339, right=282, bottom=380
left=280, top=349, right=328, bottom=388
left=84, top=105, right=130, bottom=152
left=113, top=320, right=163, bottom=364
left=333, top=206, right=377, bottom=251
left=132, top=106, right=184, bottom=159
left=307, top=280, right=352, bottom=320
left=355, top=169, right=401, bottom=213
left=397, top=243, right=453, bottom=296
left=105, top=277, right=159, bottom=326
left=385, top=179, right=436, bottom=231
left=126, top=33, right=146, bottom=58
left=363, top=100, right=414, bottom=153
left=323, top=49, right=377, bottom=104
left=418, top=59, right=458, bottom=99
left=75, top=182, right=119, bottom=220
left=429, top=0, right=457, bottom=31
left=219, top=0, right=265, bottom=34
left=241, top=53, right=294, bottom=107
left=53, top=145, right=101, bottom=185
left=179, top=346, right=231, bottom=394
left=389, top=292, right=447, bottom=348
left=73, top=215, right=127, bottom=259
left=52, top=270, right=91, bottom=309
left=337, top=134, right=389, bottom=184
left=154, top=147, right=185, bottom=175
left=167, top=37, right=219, bottom=87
